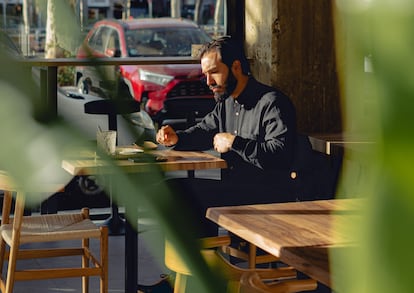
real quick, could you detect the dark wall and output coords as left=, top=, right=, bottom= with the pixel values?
left=275, top=0, right=342, bottom=133
left=227, top=0, right=342, bottom=134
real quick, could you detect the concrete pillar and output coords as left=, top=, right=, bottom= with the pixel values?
left=245, top=0, right=276, bottom=85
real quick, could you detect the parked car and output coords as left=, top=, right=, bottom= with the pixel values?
left=75, top=17, right=214, bottom=119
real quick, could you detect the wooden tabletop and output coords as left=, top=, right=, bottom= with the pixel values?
left=62, top=146, right=227, bottom=176
left=308, top=133, right=374, bottom=155
left=0, top=171, right=65, bottom=193
left=206, top=198, right=363, bottom=288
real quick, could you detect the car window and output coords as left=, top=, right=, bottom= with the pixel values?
left=126, top=27, right=211, bottom=57
left=88, top=26, right=110, bottom=54
left=106, top=29, right=120, bottom=56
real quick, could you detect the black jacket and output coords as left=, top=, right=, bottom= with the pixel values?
left=174, top=77, right=297, bottom=185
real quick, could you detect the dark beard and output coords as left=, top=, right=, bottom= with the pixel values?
left=214, top=71, right=237, bottom=103
left=214, top=92, right=228, bottom=103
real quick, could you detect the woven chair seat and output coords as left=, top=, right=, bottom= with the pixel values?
left=1, top=214, right=101, bottom=244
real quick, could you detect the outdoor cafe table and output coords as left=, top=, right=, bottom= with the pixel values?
left=61, top=147, right=227, bottom=293
left=308, top=133, right=374, bottom=156
left=206, top=198, right=362, bottom=289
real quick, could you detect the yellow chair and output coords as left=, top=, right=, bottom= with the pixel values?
left=0, top=171, right=108, bottom=293
left=165, top=235, right=297, bottom=293
left=239, top=271, right=317, bottom=293
left=220, top=234, right=279, bottom=269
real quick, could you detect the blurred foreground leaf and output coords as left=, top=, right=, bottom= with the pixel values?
left=0, top=7, right=225, bottom=292
left=334, top=0, right=414, bottom=292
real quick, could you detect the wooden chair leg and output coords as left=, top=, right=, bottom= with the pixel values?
left=5, top=191, right=25, bottom=293
left=82, top=208, right=90, bottom=293
left=0, top=191, right=13, bottom=225
left=0, top=239, right=6, bottom=277
left=174, top=273, right=188, bottom=293
left=0, top=191, right=13, bottom=277
left=82, top=237, right=90, bottom=293
left=5, top=228, right=18, bottom=293
left=0, top=190, right=12, bottom=291
left=248, top=244, right=257, bottom=269
left=5, top=244, right=17, bottom=293
left=100, top=226, right=109, bottom=293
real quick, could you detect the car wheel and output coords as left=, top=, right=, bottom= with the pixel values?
left=77, top=175, right=105, bottom=196
left=77, top=76, right=91, bottom=94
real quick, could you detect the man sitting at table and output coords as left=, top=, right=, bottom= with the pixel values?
left=156, top=36, right=313, bottom=237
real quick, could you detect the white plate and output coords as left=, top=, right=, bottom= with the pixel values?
left=118, top=148, right=144, bottom=155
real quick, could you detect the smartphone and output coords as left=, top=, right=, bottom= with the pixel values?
left=128, top=156, right=167, bottom=163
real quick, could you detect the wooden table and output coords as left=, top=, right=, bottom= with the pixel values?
left=308, top=133, right=374, bottom=155
left=62, top=146, right=227, bottom=293
left=206, top=198, right=362, bottom=288
left=62, top=148, right=226, bottom=175
left=308, top=133, right=375, bottom=198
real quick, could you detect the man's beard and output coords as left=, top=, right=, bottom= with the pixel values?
left=213, top=71, right=237, bottom=103
left=213, top=91, right=227, bottom=103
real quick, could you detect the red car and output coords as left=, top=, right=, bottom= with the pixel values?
left=75, top=18, right=213, bottom=118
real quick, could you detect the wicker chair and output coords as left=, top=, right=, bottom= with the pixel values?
left=0, top=171, right=108, bottom=293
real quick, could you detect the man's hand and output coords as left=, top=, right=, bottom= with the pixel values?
left=156, top=125, right=178, bottom=147
left=213, top=133, right=235, bottom=153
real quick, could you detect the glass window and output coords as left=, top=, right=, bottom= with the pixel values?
left=126, top=27, right=211, bottom=57
left=88, top=26, right=111, bottom=54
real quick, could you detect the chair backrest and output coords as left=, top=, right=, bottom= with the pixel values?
left=290, top=133, right=338, bottom=201
left=288, top=134, right=315, bottom=201
left=291, top=134, right=314, bottom=174
left=159, top=97, right=216, bottom=130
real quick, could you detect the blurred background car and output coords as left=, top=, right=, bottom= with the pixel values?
left=75, top=17, right=214, bottom=120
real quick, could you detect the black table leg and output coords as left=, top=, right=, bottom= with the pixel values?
left=125, top=211, right=138, bottom=293
left=101, top=176, right=125, bottom=235
left=102, top=203, right=125, bottom=235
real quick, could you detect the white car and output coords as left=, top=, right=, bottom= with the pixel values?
left=58, top=86, right=156, bottom=145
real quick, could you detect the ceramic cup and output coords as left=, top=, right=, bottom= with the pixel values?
left=97, top=130, right=117, bottom=155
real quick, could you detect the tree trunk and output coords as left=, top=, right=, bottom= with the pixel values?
left=22, top=0, right=30, bottom=55
left=194, top=0, right=203, bottom=24
left=170, top=0, right=181, bottom=18
left=214, top=0, right=223, bottom=36
left=45, top=0, right=57, bottom=58
left=125, top=0, right=131, bottom=19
